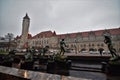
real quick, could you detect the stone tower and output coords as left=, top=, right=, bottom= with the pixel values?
left=20, top=13, right=30, bottom=48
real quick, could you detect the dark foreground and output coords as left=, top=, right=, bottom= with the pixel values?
left=0, top=53, right=120, bottom=80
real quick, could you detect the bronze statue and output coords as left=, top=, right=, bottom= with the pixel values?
left=60, top=39, right=67, bottom=55
left=104, top=34, right=118, bottom=58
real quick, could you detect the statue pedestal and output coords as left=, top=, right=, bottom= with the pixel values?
left=101, top=58, right=120, bottom=80
left=46, top=54, right=72, bottom=75
left=106, top=61, right=120, bottom=80
left=47, top=59, right=71, bottom=76
left=107, top=59, right=120, bottom=75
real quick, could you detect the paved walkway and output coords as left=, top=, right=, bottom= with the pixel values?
left=70, top=62, right=106, bottom=80
left=69, top=70, right=106, bottom=80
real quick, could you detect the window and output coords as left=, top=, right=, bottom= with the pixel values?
left=71, top=44, right=74, bottom=48
left=81, top=48, right=86, bottom=51
left=84, top=44, right=86, bottom=47
left=101, top=43, right=104, bottom=47
left=97, top=44, right=100, bottom=46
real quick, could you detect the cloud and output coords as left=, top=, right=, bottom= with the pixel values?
left=0, top=0, right=120, bottom=37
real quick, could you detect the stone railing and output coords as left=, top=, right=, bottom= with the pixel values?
left=0, top=66, right=91, bottom=80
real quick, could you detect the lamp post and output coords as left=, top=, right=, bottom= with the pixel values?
left=75, top=39, right=78, bottom=54
left=14, top=39, right=17, bottom=49
left=8, top=33, right=12, bottom=51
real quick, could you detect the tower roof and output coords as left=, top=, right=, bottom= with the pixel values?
left=23, top=13, right=30, bottom=19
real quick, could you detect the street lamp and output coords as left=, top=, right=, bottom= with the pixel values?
left=14, top=39, right=17, bottom=49
left=8, top=33, right=12, bottom=51
left=75, top=39, right=78, bottom=54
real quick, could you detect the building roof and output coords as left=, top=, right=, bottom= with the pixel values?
left=109, top=28, right=120, bottom=35
left=94, top=30, right=104, bottom=36
left=81, top=32, right=89, bottom=37
left=32, top=31, right=56, bottom=39
left=57, top=27, right=120, bottom=39
left=16, top=27, right=120, bottom=40
left=15, top=33, right=32, bottom=39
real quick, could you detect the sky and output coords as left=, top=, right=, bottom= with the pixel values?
left=0, top=0, right=120, bottom=37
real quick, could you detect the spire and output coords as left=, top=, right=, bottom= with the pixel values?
left=53, top=31, right=56, bottom=36
left=23, top=13, right=30, bottom=19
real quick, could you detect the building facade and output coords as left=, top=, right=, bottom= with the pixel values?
left=58, top=29, right=120, bottom=53
left=31, top=31, right=57, bottom=49
left=16, top=14, right=120, bottom=53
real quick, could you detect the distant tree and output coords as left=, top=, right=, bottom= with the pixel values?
left=5, top=33, right=14, bottom=51
left=5, top=33, right=14, bottom=41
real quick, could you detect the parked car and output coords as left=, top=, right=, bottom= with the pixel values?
left=89, top=51, right=99, bottom=54
left=103, top=51, right=110, bottom=54
left=81, top=51, right=88, bottom=53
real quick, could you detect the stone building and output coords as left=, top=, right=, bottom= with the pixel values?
left=57, top=28, right=120, bottom=53
left=16, top=14, right=120, bottom=53
left=31, top=31, right=57, bottom=49
left=25, top=28, right=119, bottom=53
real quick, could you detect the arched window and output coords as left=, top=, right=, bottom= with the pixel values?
left=101, top=43, right=104, bottom=47
left=94, top=48, right=97, bottom=51
left=89, top=48, right=94, bottom=51
left=89, top=44, right=91, bottom=47
left=81, top=48, right=86, bottom=51
left=98, top=48, right=104, bottom=51
left=97, top=44, right=100, bottom=46
left=71, top=44, right=74, bottom=48
left=92, top=44, right=94, bottom=47
left=84, top=44, right=86, bottom=47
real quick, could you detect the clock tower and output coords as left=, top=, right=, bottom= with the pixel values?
left=20, top=13, right=30, bottom=48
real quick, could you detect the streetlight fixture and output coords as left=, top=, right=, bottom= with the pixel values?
left=75, top=39, right=78, bottom=54
left=8, top=33, right=12, bottom=51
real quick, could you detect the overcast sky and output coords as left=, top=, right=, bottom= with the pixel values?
left=0, top=0, right=120, bottom=37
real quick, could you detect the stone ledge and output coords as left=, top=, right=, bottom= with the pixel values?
left=0, top=66, right=91, bottom=80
